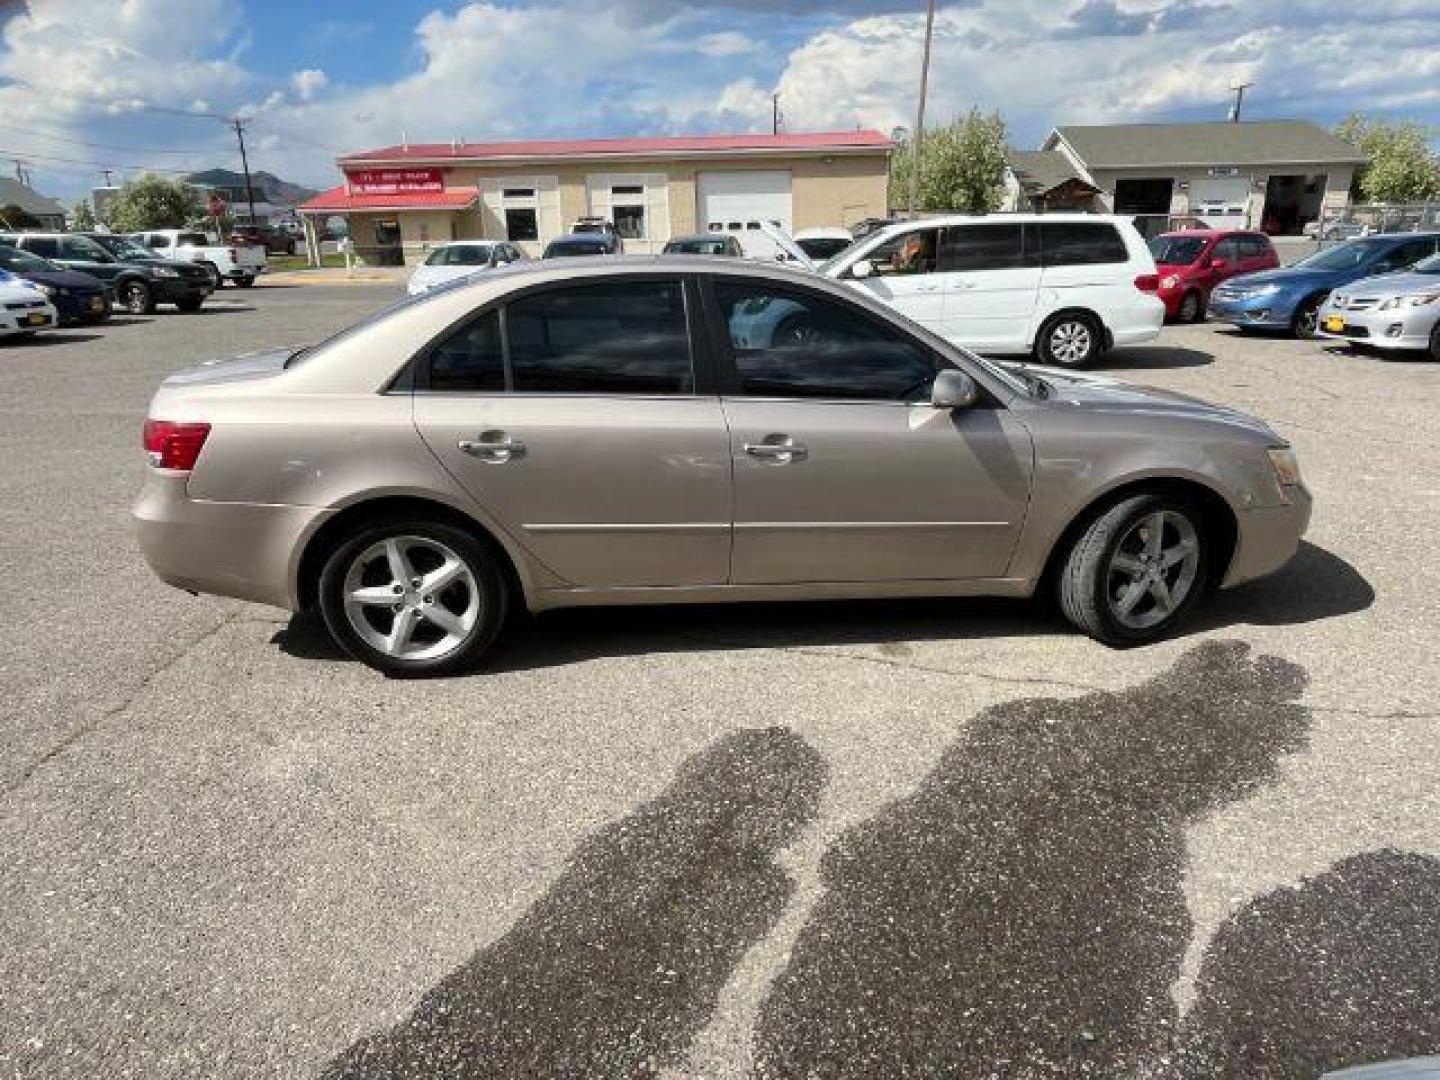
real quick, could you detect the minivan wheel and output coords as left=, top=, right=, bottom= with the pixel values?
left=1177, top=291, right=1202, bottom=324
left=1057, top=493, right=1209, bottom=646
left=1036, top=313, right=1101, bottom=367
left=318, top=521, right=507, bottom=677
left=118, top=280, right=155, bottom=315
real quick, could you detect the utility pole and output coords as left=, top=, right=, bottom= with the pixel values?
left=772, top=94, right=781, bottom=135
left=231, top=117, right=258, bottom=227
left=907, top=0, right=937, bottom=219
left=100, top=169, right=114, bottom=187
left=12, top=158, right=32, bottom=187
left=1229, top=83, right=1252, bottom=123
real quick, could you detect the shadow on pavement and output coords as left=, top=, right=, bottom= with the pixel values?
left=1165, top=848, right=1440, bottom=1079
left=319, top=727, right=825, bottom=1080
left=4, top=331, right=105, bottom=346
left=1095, top=344, right=1215, bottom=370
left=272, top=543, right=1370, bottom=674
left=752, top=641, right=1310, bottom=1078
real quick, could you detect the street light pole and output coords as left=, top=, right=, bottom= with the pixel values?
left=907, top=0, right=937, bottom=219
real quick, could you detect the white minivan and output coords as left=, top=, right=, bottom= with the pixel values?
left=765, top=214, right=1164, bottom=367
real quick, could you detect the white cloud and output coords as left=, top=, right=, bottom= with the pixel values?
left=695, top=31, right=757, bottom=57
left=291, top=68, right=327, bottom=101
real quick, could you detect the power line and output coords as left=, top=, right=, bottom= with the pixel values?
left=0, top=120, right=216, bottom=155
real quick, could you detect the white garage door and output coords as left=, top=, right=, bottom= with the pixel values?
left=697, top=170, right=792, bottom=257
left=1190, top=175, right=1251, bottom=225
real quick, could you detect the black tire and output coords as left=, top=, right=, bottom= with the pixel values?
left=197, top=262, right=221, bottom=288
left=1177, top=290, right=1202, bottom=324
left=118, top=279, right=155, bottom=315
left=175, top=297, right=203, bottom=313
left=234, top=276, right=256, bottom=289
left=1035, top=311, right=1102, bottom=367
left=1291, top=294, right=1323, bottom=339
left=1429, top=323, right=1440, bottom=363
left=318, top=520, right=508, bottom=677
left=1056, top=492, right=1210, bottom=646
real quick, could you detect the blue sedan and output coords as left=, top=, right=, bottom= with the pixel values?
left=0, top=244, right=110, bottom=325
left=1208, top=232, right=1440, bottom=338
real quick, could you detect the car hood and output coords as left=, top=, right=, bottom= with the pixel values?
left=1015, top=364, right=1279, bottom=438
left=164, top=346, right=294, bottom=387
left=1221, top=266, right=1333, bottom=289
left=11, top=267, right=105, bottom=290
left=1336, top=270, right=1440, bottom=298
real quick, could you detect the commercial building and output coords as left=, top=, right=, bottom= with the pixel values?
left=297, top=130, right=893, bottom=265
left=1004, top=120, right=1365, bottom=235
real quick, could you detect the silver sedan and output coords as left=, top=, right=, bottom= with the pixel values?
left=134, top=258, right=1310, bottom=676
left=1318, top=254, right=1440, bottom=360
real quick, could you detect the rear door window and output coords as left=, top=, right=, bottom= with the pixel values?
left=940, top=223, right=1028, bottom=272
left=1038, top=222, right=1128, bottom=266
left=506, top=280, right=693, bottom=394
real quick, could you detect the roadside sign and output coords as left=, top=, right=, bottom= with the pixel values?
left=208, top=193, right=226, bottom=217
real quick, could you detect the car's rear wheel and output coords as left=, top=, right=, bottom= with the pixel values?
left=1292, top=295, right=1323, bottom=339
left=1036, top=312, right=1102, bottom=367
left=175, top=297, right=203, bottom=313
left=1057, top=493, right=1209, bottom=646
left=235, top=276, right=256, bottom=289
left=318, top=521, right=508, bottom=677
left=118, top=279, right=155, bottom=315
left=1177, top=290, right=1202, bottom=324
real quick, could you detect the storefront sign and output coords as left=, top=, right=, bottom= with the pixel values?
left=347, top=168, right=444, bottom=196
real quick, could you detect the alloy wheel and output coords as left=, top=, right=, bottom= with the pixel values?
left=1179, top=292, right=1200, bottom=323
left=120, top=282, right=150, bottom=314
left=1048, top=320, right=1093, bottom=365
left=341, top=535, right=481, bottom=661
left=1105, top=510, right=1201, bottom=630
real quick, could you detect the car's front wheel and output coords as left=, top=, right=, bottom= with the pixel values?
left=1057, top=493, right=1209, bottom=646
left=118, top=279, right=155, bottom=315
left=1177, top=290, right=1202, bottom=324
left=318, top=521, right=508, bottom=677
left=1036, top=312, right=1102, bottom=367
left=1292, top=295, right=1323, bottom=339
left=175, top=297, right=203, bottom=313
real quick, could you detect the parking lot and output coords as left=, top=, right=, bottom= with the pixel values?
left=4, top=283, right=1439, bottom=1078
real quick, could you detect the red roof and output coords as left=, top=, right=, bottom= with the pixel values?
left=340, top=130, right=893, bottom=163
left=298, top=185, right=479, bottom=213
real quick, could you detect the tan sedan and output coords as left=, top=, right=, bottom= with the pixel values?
left=135, top=258, right=1310, bottom=676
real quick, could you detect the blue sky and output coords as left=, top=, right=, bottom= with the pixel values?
left=1, top=0, right=1437, bottom=201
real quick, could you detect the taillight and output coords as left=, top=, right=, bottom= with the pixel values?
left=1134, top=274, right=1160, bottom=292
left=143, top=420, right=211, bottom=470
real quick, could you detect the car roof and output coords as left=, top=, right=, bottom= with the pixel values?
left=794, top=227, right=853, bottom=239
left=1159, top=228, right=1259, bottom=238
left=666, top=233, right=735, bottom=243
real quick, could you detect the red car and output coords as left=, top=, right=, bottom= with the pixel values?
left=1147, top=229, right=1279, bottom=322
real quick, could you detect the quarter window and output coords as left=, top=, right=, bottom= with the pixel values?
left=23, top=237, right=59, bottom=258
left=507, top=281, right=693, bottom=394
left=428, top=310, right=505, bottom=392
left=1037, top=222, right=1128, bottom=266
left=714, top=282, right=943, bottom=401
left=941, top=223, right=1027, bottom=272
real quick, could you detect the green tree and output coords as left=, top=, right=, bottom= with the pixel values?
left=70, top=200, right=96, bottom=230
left=105, top=174, right=203, bottom=231
left=891, top=108, right=1009, bottom=213
left=1334, top=113, right=1440, bottom=204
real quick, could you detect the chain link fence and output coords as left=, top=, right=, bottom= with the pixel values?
left=1313, top=202, right=1440, bottom=247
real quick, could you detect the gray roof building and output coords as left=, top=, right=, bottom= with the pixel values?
left=0, top=176, right=66, bottom=224
left=1045, top=120, right=1367, bottom=169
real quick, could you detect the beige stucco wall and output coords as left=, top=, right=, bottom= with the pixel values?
left=337, top=150, right=890, bottom=263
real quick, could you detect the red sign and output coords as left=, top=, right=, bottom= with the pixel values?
left=207, top=192, right=226, bottom=217
left=347, top=168, right=444, bottom=196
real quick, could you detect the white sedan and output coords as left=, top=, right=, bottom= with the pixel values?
left=0, top=269, right=59, bottom=338
left=407, top=241, right=526, bottom=295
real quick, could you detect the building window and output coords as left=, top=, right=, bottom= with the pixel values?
left=613, top=204, right=645, bottom=239
left=506, top=207, right=538, bottom=242
left=502, top=187, right=535, bottom=199
left=612, top=185, right=643, bottom=196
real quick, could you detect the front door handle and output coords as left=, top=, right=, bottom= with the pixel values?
left=743, top=436, right=808, bottom=464
left=458, top=430, right=525, bottom=463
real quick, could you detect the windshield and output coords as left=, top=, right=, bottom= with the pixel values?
left=544, top=241, right=610, bottom=257
left=1293, top=239, right=1388, bottom=272
left=797, top=237, right=855, bottom=260
left=177, top=232, right=212, bottom=246
left=1149, top=235, right=1208, bottom=265
left=93, top=235, right=151, bottom=259
left=665, top=239, right=730, bottom=255
left=0, top=246, right=58, bottom=272
left=425, top=244, right=491, bottom=266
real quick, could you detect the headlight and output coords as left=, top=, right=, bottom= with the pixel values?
left=37, top=283, right=56, bottom=296
left=1379, top=291, right=1440, bottom=310
left=1249, top=284, right=1282, bottom=298
left=151, top=266, right=179, bottom=278
left=1267, top=445, right=1303, bottom=495
left=1160, top=274, right=1180, bottom=290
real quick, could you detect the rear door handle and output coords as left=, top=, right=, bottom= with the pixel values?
left=743, top=436, right=808, bottom=464
left=458, top=430, right=525, bottom=463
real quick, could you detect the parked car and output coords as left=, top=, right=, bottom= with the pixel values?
left=761, top=214, right=1165, bottom=367
left=793, top=227, right=855, bottom=262
left=407, top=241, right=526, bottom=295
left=570, top=217, right=617, bottom=236
left=661, top=233, right=744, bottom=256
left=1303, top=219, right=1370, bottom=241
left=1148, top=229, right=1279, bottom=323
left=134, top=258, right=1309, bottom=676
left=0, top=245, right=109, bottom=325
left=227, top=226, right=296, bottom=256
left=1208, top=232, right=1440, bottom=338
left=1316, top=252, right=1440, bottom=361
left=542, top=232, right=623, bottom=258
left=128, top=229, right=266, bottom=287
left=0, top=231, right=212, bottom=314
left=0, top=268, right=59, bottom=339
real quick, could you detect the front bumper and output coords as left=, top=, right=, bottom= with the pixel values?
left=0, top=301, right=57, bottom=334
left=1223, top=484, right=1313, bottom=588
left=1316, top=303, right=1438, bottom=351
left=1207, top=291, right=1294, bottom=329
left=133, top=471, right=330, bottom=611
left=53, top=291, right=110, bottom=324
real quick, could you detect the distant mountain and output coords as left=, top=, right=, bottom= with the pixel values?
left=185, top=169, right=318, bottom=208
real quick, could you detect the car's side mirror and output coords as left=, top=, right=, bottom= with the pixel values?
left=931, top=369, right=979, bottom=410
left=850, top=259, right=874, bottom=280
left=1209, top=258, right=1227, bottom=271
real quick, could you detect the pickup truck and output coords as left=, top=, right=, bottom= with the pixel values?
left=129, top=229, right=266, bottom=288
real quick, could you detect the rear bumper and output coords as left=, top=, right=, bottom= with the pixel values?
left=1316, top=304, right=1437, bottom=351
left=133, top=471, right=329, bottom=610
left=1222, top=485, right=1312, bottom=588
left=1106, top=295, right=1166, bottom=346
left=54, top=291, right=110, bottom=324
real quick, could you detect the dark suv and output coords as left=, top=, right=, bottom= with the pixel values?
left=0, top=232, right=212, bottom=314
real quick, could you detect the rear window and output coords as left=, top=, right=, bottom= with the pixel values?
left=177, top=232, right=211, bottom=246
left=1039, top=222, right=1128, bottom=267
left=426, top=245, right=491, bottom=267
left=543, top=240, right=611, bottom=258
left=665, top=239, right=730, bottom=255
left=1149, top=235, right=1208, bottom=265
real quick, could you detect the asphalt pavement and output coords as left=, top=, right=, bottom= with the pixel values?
left=2, top=282, right=1438, bottom=1078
